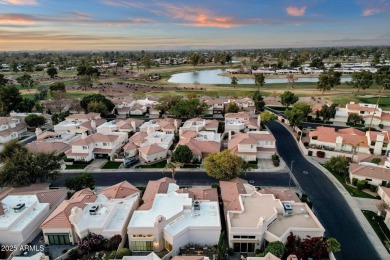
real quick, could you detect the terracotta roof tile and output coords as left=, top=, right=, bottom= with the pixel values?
left=100, top=181, right=139, bottom=199
left=138, top=144, right=166, bottom=155
left=350, top=163, right=390, bottom=181
left=140, top=177, right=176, bottom=210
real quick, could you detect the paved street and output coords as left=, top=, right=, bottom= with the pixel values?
left=267, top=121, right=380, bottom=260
left=52, top=170, right=295, bottom=188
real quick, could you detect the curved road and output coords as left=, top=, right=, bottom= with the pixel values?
left=267, top=121, right=379, bottom=260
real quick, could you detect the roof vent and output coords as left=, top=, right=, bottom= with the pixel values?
left=89, top=205, right=99, bottom=215
left=194, top=201, right=200, bottom=210
left=13, top=203, right=25, bottom=213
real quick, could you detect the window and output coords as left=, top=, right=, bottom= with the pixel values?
left=82, top=146, right=88, bottom=150
left=132, top=234, right=153, bottom=238
left=233, top=243, right=255, bottom=253
left=165, top=240, right=173, bottom=251
left=47, top=234, right=71, bottom=245
left=371, top=141, right=376, bottom=146
left=103, top=143, right=108, bottom=146
left=366, top=178, right=372, bottom=181
left=131, top=241, right=153, bottom=251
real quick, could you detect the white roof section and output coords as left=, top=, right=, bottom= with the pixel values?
left=72, top=193, right=139, bottom=234
left=129, top=192, right=192, bottom=228
left=164, top=200, right=220, bottom=237
left=141, top=131, right=174, bottom=149
left=122, top=253, right=160, bottom=260
left=0, top=195, right=48, bottom=232
left=194, top=131, right=221, bottom=142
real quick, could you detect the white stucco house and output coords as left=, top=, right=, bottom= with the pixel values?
left=0, top=117, right=27, bottom=144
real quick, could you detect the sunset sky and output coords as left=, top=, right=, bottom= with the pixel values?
left=0, top=0, right=389, bottom=51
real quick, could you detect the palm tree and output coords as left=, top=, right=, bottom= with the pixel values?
left=163, top=162, right=183, bottom=180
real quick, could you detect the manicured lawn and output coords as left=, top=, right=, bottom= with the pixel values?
left=327, top=169, right=377, bottom=199
left=362, top=210, right=390, bottom=253
left=359, top=96, right=390, bottom=108
left=102, top=161, right=122, bottom=169
left=136, top=160, right=167, bottom=168
left=65, top=164, right=87, bottom=170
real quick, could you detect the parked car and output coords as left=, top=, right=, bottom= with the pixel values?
left=124, top=157, right=140, bottom=168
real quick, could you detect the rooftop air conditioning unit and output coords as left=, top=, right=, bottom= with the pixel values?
left=194, top=201, right=200, bottom=210
left=13, top=203, right=25, bottom=213
left=89, top=205, right=99, bottom=215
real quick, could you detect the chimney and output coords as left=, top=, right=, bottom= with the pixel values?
left=81, top=132, right=87, bottom=139
left=228, top=131, right=232, bottom=140
left=35, top=127, right=43, bottom=137
left=147, top=126, right=153, bottom=135
left=131, top=120, right=136, bottom=131
left=203, top=119, right=206, bottom=126
left=91, top=120, right=96, bottom=133
left=257, top=115, right=261, bottom=127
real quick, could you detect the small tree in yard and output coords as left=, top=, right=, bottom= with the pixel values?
left=172, top=145, right=193, bottom=163
left=348, top=113, right=363, bottom=125
left=216, top=231, right=227, bottom=260
left=24, top=114, right=46, bottom=128
left=47, top=66, right=58, bottom=78
left=204, top=150, right=248, bottom=180
left=109, top=235, right=122, bottom=250
left=226, top=101, right=239, bottom=113
left=263, top=241, right=286, bottom=258
left=253, top=91, right=265, bottom=112
left=356, top=180, right=367, bottom=190
left=260, top=111, right=277, bottom=123
left=324, top=156, right=349, bottom=176
left=163, top=162, right=183, bottom=180
left=272, top=154, right=280, bottom=167
left=64, top=172, right=95, bottom=191
left=326, top=237, right=341, bottom=253
left=280, top=91, right=299, bottom=108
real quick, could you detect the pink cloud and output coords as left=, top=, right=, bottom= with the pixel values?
left=362, top=8, right=382, bottom=16
left=0, top=0, right=38, bottom=5
left=286, top=6, right=307, bottom=17
left=0, top=14, right=34, bottom=25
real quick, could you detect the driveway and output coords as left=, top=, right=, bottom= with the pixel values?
left=267, top=121, right=380, bottom=260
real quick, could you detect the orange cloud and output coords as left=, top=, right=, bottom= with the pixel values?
left=0, top=0, right=38, bottom=5
left=0, top=14, right=34, bottom=25
left=286, top=6, right=307, bottom=17
left=362, top=8, right=381, bottom=16
left=154, top=3, right=276, bottom=28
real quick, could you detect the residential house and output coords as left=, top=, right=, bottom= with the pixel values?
left=179, top=118, right=219, bottom=134
left=139, top=178, right=177, bottom=211
left=225, top=112, right=259, bottom=133
left=53, top=113, right=105, bottom=134
left=26, top=129, right=80, bottom=155
left=0, top=184, right=67, bottom=245
left=112, top=97, right=159, bottom=118
left=41, top=98, right=82, bottom=114
left=127, top=183, right=220, bottom=255
left=346, top=102, right=390, bottom=130
left=203, top=98, right=225, bottom=115
left=378, top=186, right=390, bottom=230
left=308, top=127, right=370, bottom=156
left=140, top=119, right=181, bottom=134
left=133, top=131, right=174, bottom=162
left=97, top=119, right=144, bottom=134
left=220, top=179, right=325, bottom=254
left=41, top=181, right=138, bottom=245
left=349, top=163, right=390, bottom=187
left=41, top=189, right=97, bottom=245
left=65, top=132, right=128, bottom=161
left=228, top=97, right=256, bottom=113
left=228, top=131, right=276, bottom=161
left=123, top=132, right=148, bottom=158
left=0, top=117, right=27, bottom=144
left=69, top=182, right=140, bottom=241
left=178, top=131, right=221, bottom=161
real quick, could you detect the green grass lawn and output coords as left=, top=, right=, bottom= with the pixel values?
left=65, top=164, right=87, bottom=170
left=327, top=169, right=377, bottom=199
left=359, top=96, right=390, bottom=107
left=136, top=160, right=167, bottom=168
left=362, top=210, right=390, bottom=253
left=102, top=161, right=122, bottom=169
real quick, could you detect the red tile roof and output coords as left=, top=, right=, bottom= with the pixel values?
left=100, top=181, right=139, bottom=199
left=139, top=177, right=176, bottom=210
left=220, top=178, right=248, bottom=214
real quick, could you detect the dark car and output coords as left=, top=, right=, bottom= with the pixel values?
left=124, top=157, right=140, bottom=168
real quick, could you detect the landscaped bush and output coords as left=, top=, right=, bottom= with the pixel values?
left=109, top=235, right=122, bottom=250
left=371, top=158, right=381, bottom=165
left=316, top=151, right=325, bottom=158
left=370, top=184, right=378, bottom=192
left=308, top=150, right=313, bottom=156
left=303, top=142, right=309, bottom=146
left=107, top=248, right=132, bottom=259
left=379, top=124, right=384, bottom=129
left=357, top=180, right=368, bottom=190
left=63, top=158, right=74, bottom=163
left=67, top=249, right=80, bottom=260
left=352, top=178, right=358, bottom=186
left=272, top=154, right=280, bottom=167
left=77, top=232, right=106, bottom=252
